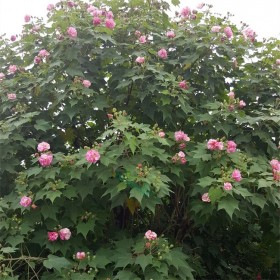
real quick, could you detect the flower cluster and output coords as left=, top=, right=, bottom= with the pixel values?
left=174, top=130, right=190, bottom=143
left=270, top=159, right=280, bottom=181
left=48, top=228, right=71, bottom=241
left=172, top=151, right=187, bottom=165
left=211, top=25, right=233, bottom=39
left=226, top=91, right=246, bottom=111
left=207, top=138, right=237, bottom=153
left=243, top=28, right=256, bottom=42
left=37, top=141, right=53, bottom=167
left=87, top=5, right=116, bottom=29
left=34, top=49, right=50, bottom=65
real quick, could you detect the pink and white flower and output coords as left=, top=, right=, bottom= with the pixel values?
left=7, top=93, right=17, bottom=100
left=223, top=182, right=233, bottom=191
left=24, top=15, right=31, bottom=23
left=38, top=49, right=50, bottom=58
left=174, top=131, right=190, bottom=142
left=227, top=91, right=235, bottom=99
left=270, top=159, right=280, bottom=171
left=48, top=231, right=58, bottom=241
left=38, top=153, right=53, bottom=167
left=232, top=169, right=242, bottom=182
left=180, top=6, right=191, bottom=18
left=243, top=28, right=256, bottom=42
left=0, top=73, right=5, bottom=81
left=166, top=31, right=175, bottom=38
left=158, top=131, right=165, bottom=138
left=158, top=48, right=168, bottom=59
left=82, top=80, right=91, bottom=88
left=178, top=151, right=185, bottom=158
left=85, top=149, right=100, bottom=164
left=227, top=140, right=237, bottom=153
left=20, top=196, right=32, bottom=207
left=139, top=35, right=146, bottom=44
left=67, top=27, right=77, bottom=38
left=37, top=142, right=50, bottom=152
left=207, top=139, right=223, bottom=150
left=224, top=26, right=233, bottom=39
left=179, top=80, right=188, bottom=90
left=76, top=252, right=86, bottom=260
left=59, top=228, right=71, bottom=240
left=211, top=26, right=221, bottom=33
left=8, top=65, right=17, bottom=73
left=93, top=17, right=101, bottom=26
left=145, top=230, right=157, bottom=240
left=47, top=4, right=55, bottom=11
left=105, top=18, right=115, bottom=29
left=135, top=57, right=145, bottom=64
left=239, top=100, right=246, bottom=108
left=276, top=59, right=280, bottom=65
left=106, top=11, right=114, bottom=19
left=201, top=192, right=211, bottom=202
left=10, top=35, right=16, bottom=41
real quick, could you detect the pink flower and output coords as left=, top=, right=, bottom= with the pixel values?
left=179, top=143, right=186, bottom=150
left=201, top=193, right=211, bottom=202
left=105, top=18, right=115, bottom=29
left=93, top=17, right=101, bottom=26
left=158, top=131, right=165, bottom=138
left=8, top=65, right=17, bottom=73
left=7, top=93, right=17, bottom=100
left=223, top=182, right=233, bottom=191
left=207, top=139, right=223, bottom=150
left=211, top=26, right=221, bottom=33
left=276, top=59, right=280, bottom=65
left=76, top=252, right=86, bottom=260
left=48, top=231, right=58, bottom=241
left=174, top=131, right=190, bottom=142
left=87, top=5, right=95, bottom=13
left=106, top=11, right=114, bottom=19
left=232, top=169, right=242, bottom=182
left=145, top=230, right=157, bottom=241
left=227, top=91, right=235, bottom=99
left=135, top=30, right=141, bottom=37
left=135, top=56, right=145, bottom=64
left=38, top=49, right=50, bottom=58
left=180, top=157, right=187, bottom=165
left=10, top=35, right=16, bottom=41
left=273, top=170, right=280, bottom=181
left=47, top=4, right=55, bottom=11
left=166, top=31, right=175, bottom=38
left=83, top=80, right=91, bottom=88
left=24, top=15, right=31, bottom=23
left=179, top=80, right=188, bottom=90
left=270, top=159, right=280, bottom=171
left=178, top=151, right=185, bottom=158
left=20, top=196, right=32, bottom=207
left=34, top=56, right=41, bottom=64
left=85, top=149, right=100, bottom=164
left=67, top=27, right=77, bottom=38
left=180, top=6, right=191, bottom=18
left=243, top=28, right=256, bottom=42
left=92, top=9, right=103, bottom=17
left=39, top=153, right=53, bottom=167
left=239, top=100, right=246, bottom=108
left=37, top=142, right=50, bottom=152
left=227, top=140, right=237, bottom=153
left=158, top=48, right=168, bottom=59
left=197, top=2, right=205, bottom=9
left=0, top=73, right=5, bottom=81
left=67, top=1, right=75, bottom=7
left=139, top=35, right=146, bottom=44
left=59, top=228, right=71, bottom=240
left=224, top=26, right=233, bottom=39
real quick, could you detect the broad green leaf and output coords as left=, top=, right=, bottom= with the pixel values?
left=135, top=254, right=153, bottom=272
left=218, top=196, right=239, bottom=219
left=43, top=254, right=71, bottom=272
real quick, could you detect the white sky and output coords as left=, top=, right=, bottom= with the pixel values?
left=0, top=0, right=279, bottom=38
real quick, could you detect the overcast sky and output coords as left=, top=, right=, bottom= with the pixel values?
left=0, top=0, right=279, bottom=38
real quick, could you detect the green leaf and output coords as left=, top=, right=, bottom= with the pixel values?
left=46, top=190, right=62, bottom=203
left=34, top=119, right=51, bottom=131
left=43, top=254, right=71, bottom=272
left=135, top=254, right=153, bottom=272
left=1, top=247, right=18, bottom=253
left=218, top=196, right=239, bottom=219
left=130, top=187, right=144, bottom=203
left=26, top=167, right=42, bottom=177
left=77, top=219, right=95, bottom=238
left=249, top=194, right=267, bottom=208
left=208, top=187, right=224, bottom=203
left=233, top=187, right=252, bottom=198
left=115, top=270, right=140, bottom=280
left=114, top=252, right=134, bottom=268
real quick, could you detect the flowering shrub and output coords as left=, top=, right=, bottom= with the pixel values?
left=0, top=0, right=279, bottom=279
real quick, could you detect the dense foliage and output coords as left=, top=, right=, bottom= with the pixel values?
left=0, top=0, right=279, bottom=279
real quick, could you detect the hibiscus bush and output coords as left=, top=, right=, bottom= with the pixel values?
left=0, top=0, right=279, bottom=279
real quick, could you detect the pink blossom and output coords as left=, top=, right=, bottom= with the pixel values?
left=158, top=48, right=168, bottom=59
left=174, top=131, right=190, bottom=142
left=239, top=100, right=246, bottom=108
left=224, top=26, right=233, bottom=39
left=180, top=157, right=187, bottom=164
left=7, top=93, right=17, bottom=100
left=47, top=4, right=55, bottom=11
left=179, top=143, right=186, bottom=150
left=139, top=35, right=146, bottom=44
left=135, top=30, right=141, bottom=37
left=231, top=169, right=242, bottom=182
left=34, top=56, right=41, bottom=64
left=105, top=18, right=116, bottom=29
left=243, top=28, right=256, bottom=42
left=83, top=80, right=91, bottom=88
left=0, top=73, right=5, bottom=81
left=87, top=5, right=95, bottom=13
left=59, top=228, right=71, bottom=240
left=211, top=26, right=221, bottom=33
left=24, top=15, right=31, bottom=23
left=166, top=31, right=175, bottom=38
left=270, top=159, right=280, bottom=171
left=135, top=56, right=145, bottom=64
left=201, top=192, right=211, bottom=202
left=48, top=231, right=58, bottom=241
left=93, top=17, right=101, bottom=26
left=76, top=252, right=86, bottom=260
left=273, top=170, right=280, bottom=181
left=179, top=80, right=188, bottom=90
left=276, top=59, right=280, bottom=65
left=223, top=182, right=233, bottom=191
left=106, top=11, right=114, bottom=19
left=67, top=27, right=77, bottom=38
left=67, top=1, right=75, bottom=7
left=8, top=65, right=17, bottom=73
left=207, top=139, right=224, bottom=150
left=20, top=196, right=32, bottom=207
left=37, top=142, right=50, bottom=152
left=197, top=2, right=205, bottom=9
left=227, top=91, right=235, bottom=99
left=10, top=35, right=16, bottom=41
left=145, top=230, right=157, bottom=241
left=85, top=149, right=100, bottom=164
left=92, top=9, right=103, bottom=17
left=158, top=131, right=165, bottom=138
left=180, top=6, right=191, bottom=18
left=38, top=153, right=53, bottom=167
left=228, top=104, right=235, bottom=111
left=227, top=140, right=237, bottom=153
left=178, top=151, right=185, bottom=158
left=38, top=49, right=50, bottom=58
